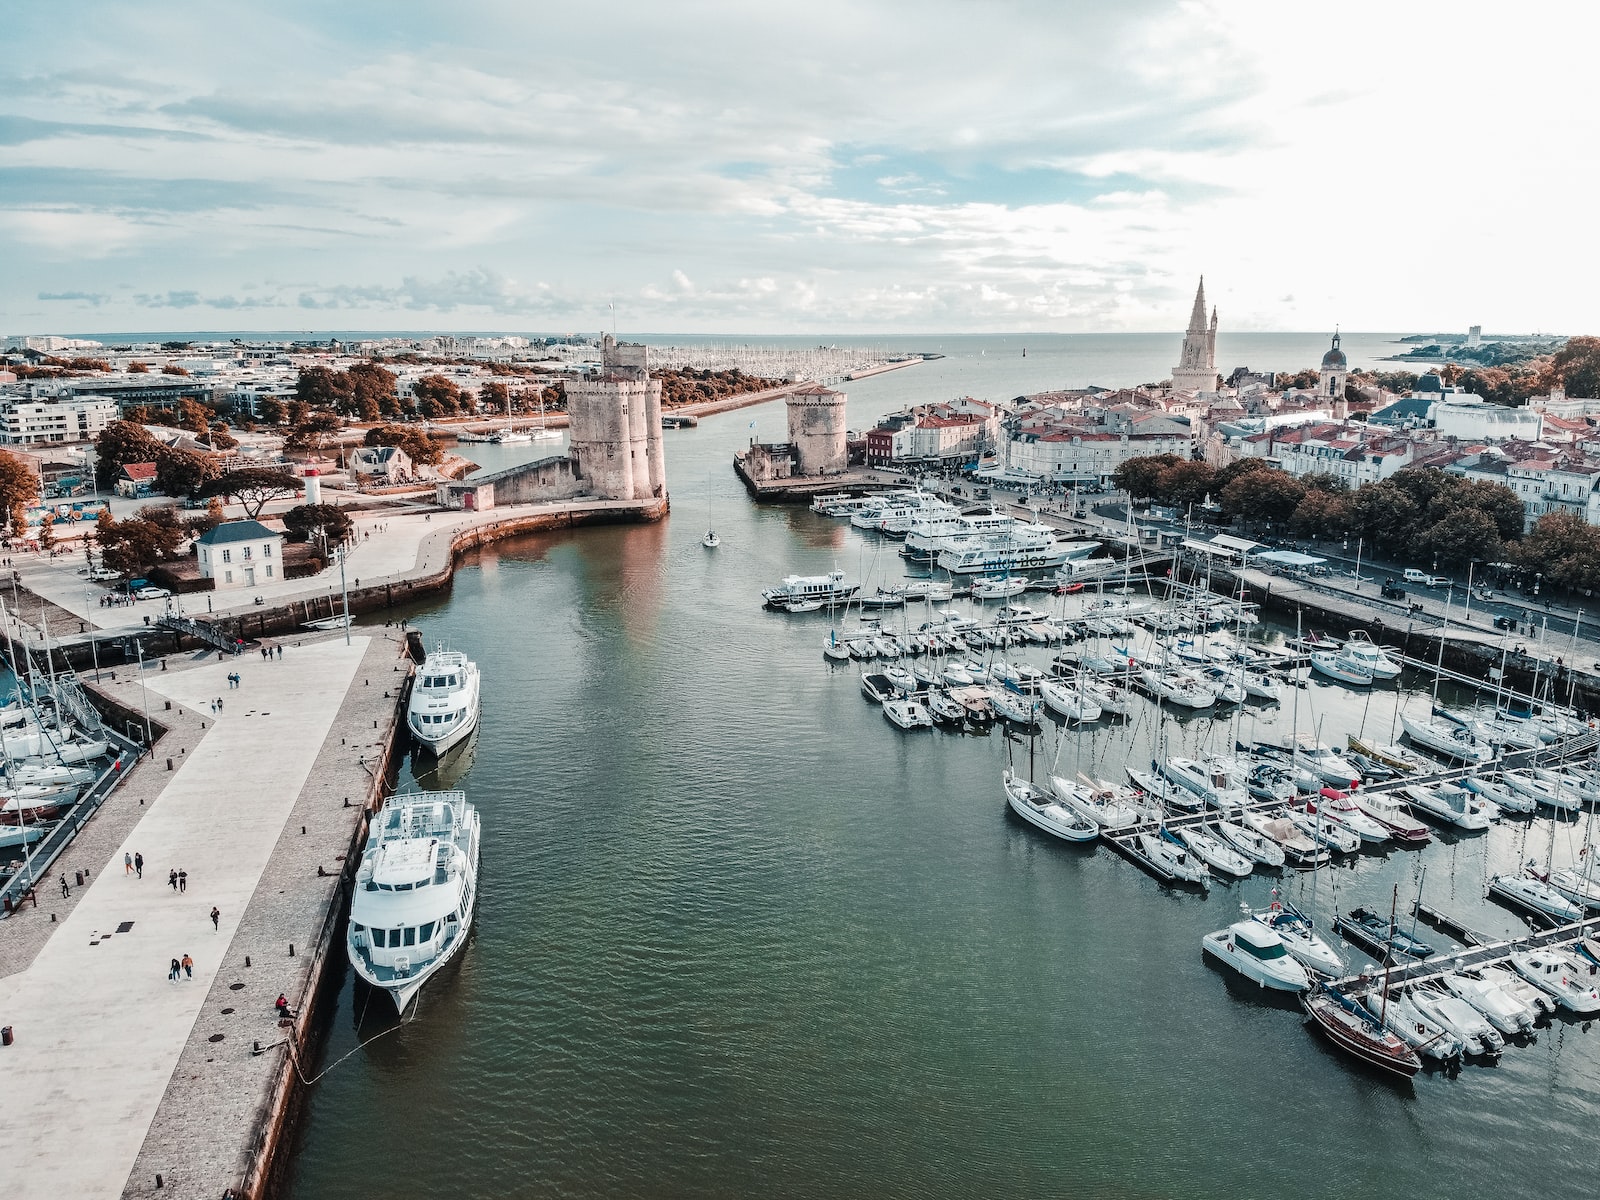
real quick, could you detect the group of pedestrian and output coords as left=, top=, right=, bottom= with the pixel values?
left=209, top=697, right=225, bottom=713
left=258, top=645, right=283, bottom=660
left=167, top=867, right=188, bottom=893
left=124, top=850, right=143, bottom=877
left=167, top=953, right=194, bottom=982
left=225, top=672, right=242, bottom=689
left=99, top=593, right=139, bottom=609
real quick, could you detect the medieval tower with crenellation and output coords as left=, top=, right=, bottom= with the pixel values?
left=565, top=334, right=667, bottom=501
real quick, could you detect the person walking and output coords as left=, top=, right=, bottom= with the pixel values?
left=210, top=906, right=220, bottom=931
left=182, top=953, right=194, bottom=979
left=178, top=869, right=187, bottom=894
left=134, top=852, right=143, bottom=878
left=276, top=644, right=282, bottom=660
left=169, top=958, right=181, bottom=982
left=60, top=874, right=70, bottom=899
left=124, top=851, right=133, bottom=876
left=168, top=868, right=178, bottom=891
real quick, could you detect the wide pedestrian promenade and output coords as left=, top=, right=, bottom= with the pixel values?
left=0, top=637, right=370, bottom=1200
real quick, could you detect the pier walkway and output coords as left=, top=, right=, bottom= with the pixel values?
left=0, top=635, right=379, bottom=1200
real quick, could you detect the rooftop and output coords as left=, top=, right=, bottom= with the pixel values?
left=195, top=519, right=279, bottom=545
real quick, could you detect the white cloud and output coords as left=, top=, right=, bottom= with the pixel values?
left=3, top=0, right=1597, bottom=333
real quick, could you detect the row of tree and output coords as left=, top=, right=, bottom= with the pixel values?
left=292, top=364, right=565, bottom=422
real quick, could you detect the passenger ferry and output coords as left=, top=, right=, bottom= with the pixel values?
left=762, top=569, right=860, bottom=609
left=407, top=647, right=482, bottom=755
left=347, top=790, right=481, bottom=1013
left=902, top=509, right=1018, bottom=561
left=937, top=525, right=1099, bottom=576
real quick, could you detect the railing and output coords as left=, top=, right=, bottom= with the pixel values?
left=0, top=726, right=144, bottom=913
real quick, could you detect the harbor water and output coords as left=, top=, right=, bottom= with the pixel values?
left=286, top=339, right=1598, bottom=1200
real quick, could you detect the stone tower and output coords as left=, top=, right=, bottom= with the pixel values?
left=565, top=335, right=666, bottom=501
left=786, top=383, right=849, bottom=476
left=1171, top=276, right=1218, bottom=394
left=1319, top=331, right=1348, bottom=413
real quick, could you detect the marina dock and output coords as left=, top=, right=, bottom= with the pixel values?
left=0, top=632, right=412, bottom=1200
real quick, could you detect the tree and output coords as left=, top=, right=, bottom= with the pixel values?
left=1219, top=469, right=1306, bottom=530
left=128, top=361, right=150, bottom=374
left=363, top=424, right=443, bottom=466
left=36, top=514, right=54, bottom=550
left=411, top=374, right=462, bottom=418
left=1112, top=454, right=1181, bottom=500
left=479, top=380, right=509, bottom=413
left=153, top=447, right=220, bottom=498
left=1290, top=489, right=1350, bottom=540
left=1344, top=482, right=1418, bottom=554
left=97, top=505, right=186, bottom=576
left=0, top=448, right=40, bottom=536
left=161, top=364, right=190, bottom=376
left=176, top=397, right=212, bottom=434
left=184, top=497, right=226, bottom=539
left=198, top=467, right=302, bottom=518
left=1213, top=457, right=1274, bottom=491
left=281, top=502, right=353, bottom=551
left=296, top=366, right=342, bottom=410
left=1422, top=508, right=1501, bottom=568
left=94, top=421, right=165, bottom=489
left=255, top=397, right=286, bottom=426
left=284, top=411, right=343, bottom=454
left=347, top=362, right=399, bottom=420
left=1153, top=461, right=1216, bottom=509
left=1551, top=335, right=1600, bottom=399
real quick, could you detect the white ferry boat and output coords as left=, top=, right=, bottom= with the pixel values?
left=762, top=569, right=859, bottom=609
left=902, top=509, right=1017, bottom=561
left=880, top=494, right=954, bottom=538
left=937, top=525, right=1098, bottom=576
left=408, top=648, right=482, bottom=755
left=347, top=790, right=481, bottom=1013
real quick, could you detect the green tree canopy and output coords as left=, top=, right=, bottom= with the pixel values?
left=1111, top=454, right=1181, bottom=500
left=0, top=449, right=40, bottom=536
left=282, top=502, right=353, bottom=549
left=97, top=505, right=187, bottom=576
left=198, top=467, right=302, bottom=518
left=1153, top=460, right=1216, bottom=509
left=364, top=424, right=443, bottom=466
left=284, top=411, right=343, bottom=454
left=1551, top=336, right=1600, bottom=400
left=1219, top=469, right=1306, bottom=529
left=1421, top=508, right=1502, bottom=569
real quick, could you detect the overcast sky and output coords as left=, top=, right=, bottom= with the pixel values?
left=3, top=1, right=1593, bottom=336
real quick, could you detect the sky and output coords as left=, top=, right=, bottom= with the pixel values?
left=3, top=0, right=1595, bottom=337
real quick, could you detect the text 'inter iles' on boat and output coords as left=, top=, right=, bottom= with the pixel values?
left=347, top=790, right=482, bottom=1013
left=408, top=646, right=482, bottom=755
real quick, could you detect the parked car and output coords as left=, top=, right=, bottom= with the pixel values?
left=134, top=586, right=172, bottom=600
left=89, top=567, right=121, bottom=581
left=1380, top=580, right=1406, bottom=600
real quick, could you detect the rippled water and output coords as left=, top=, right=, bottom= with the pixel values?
left=286, top=351, right=1598, bottom=1200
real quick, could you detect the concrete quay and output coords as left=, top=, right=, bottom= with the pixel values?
left=0, top=631, right=411, bottom=1200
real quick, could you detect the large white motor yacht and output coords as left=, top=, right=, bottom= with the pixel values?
left=347, top=790, right=482, bottom=1013
left=408, top=648, right=482, bottom=755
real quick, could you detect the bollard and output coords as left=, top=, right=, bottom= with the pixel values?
left=166, top=759, right=173, bottom=771
left=164, top=700, right=171, bottom=711
left=2, top=1025, right=12, bottom=1046
left=300, top=825, right=306, bottom=835
left=289, top=943, right=295, bottom=957
left=374, top=720, right=378, bottom=729
left=75, top=871, right=83, bottom=887
left=244, top=955, right=251, bottom=967
left=155, top=1174, right=163, bottom=1188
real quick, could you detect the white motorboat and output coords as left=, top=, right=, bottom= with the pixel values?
left=1139, top=667, right=1216, bottom=708
left=1250, top=901, right=1345, bottom=975
left=1138, top=829, right=1210, bottom=887
left=1240, top=810, right=1329, bottom=866
left=762, top=569, right=859, bottom=609
left=1126, top=766, right=1203, bottom=813
left=1478, top=964, right=1556, bottom=1018
left=1202, top=920, right=1309, bottom=990
left=883, top=698, right=933, bottom=730
left=1285, top=806, right=1361, bottom=855
left=986, top=684, right=1041, bottom=725
left=1442, top=972, right=1536, bottom=1036
left=1399, top=711, right=1494, bottom=764
left=407, top=647, right=482, bottom=756
left=1214, top=819, right=1286, bottom=868
left=1499, top=768, right=1581, bottom=814
left=1370, top=990, right=1463, bottom=1063
left=1398, top=782, right=1494, bottom=831
left=1309, top=649, right=1374, bottom=687
left=1177, top=825, right=1254, bottom=878
left=1039, top=680, right=1101, bottom=722
left=1487, top=874, right=1583, bottom=923
left=1545, top=864, right=1600, bottom=911
left=1511, top=949, right=1600, bottom=1014
left=1461, top=775, right=1536, bottom=815
left=971, top=576, right=1030, bottom=600
left=926, top=689, right=966, bottom=725
left=1050, top=776, right=1148, bottom=830
left=1160, top=755, right=1249, bottom=809
left=1352, top=790, right=1432, bottom=846
left=1341, top=632, right=1402, bottom=679
left=1304, top=792, right=1390, bottom=845
left=347, top=790, right=481, bottom=1014
left=1407, top=985, right=1503, bottom=1056
left=1240, top=668, right=1282, bottom=701
left=1003, top=768, right=1098, bottom=843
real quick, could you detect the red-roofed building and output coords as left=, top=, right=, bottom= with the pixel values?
left=116, top=461, right=158, bottom=497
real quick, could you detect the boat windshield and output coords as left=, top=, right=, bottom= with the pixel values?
left=1238, top=938, right=1289, bottom=961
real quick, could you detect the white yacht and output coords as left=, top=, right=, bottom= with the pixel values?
left=937, top=524, right=1096, bottom=575
left=1309, top=648, right=1373, bottom=687
left=762, top=569, right=859, bottom=609
left=1399, top=711, right=1494, bottom=764
left=347, top=791, right=481, bottom=1013
left=903, top=509, right=1017, bottom=562
left=408, top=648, right=482, bottom=755
left=1341, top=632, right=1402, bottom=679
left=1202, top=919, right=1309, bottom=991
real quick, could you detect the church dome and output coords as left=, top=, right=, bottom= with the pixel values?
left=1321, top=332, right=1346, bottom=370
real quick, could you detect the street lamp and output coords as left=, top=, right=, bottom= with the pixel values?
left=133, top=638, right=153, bottom=752
left=1463, top=560, right=1478, bottom=624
